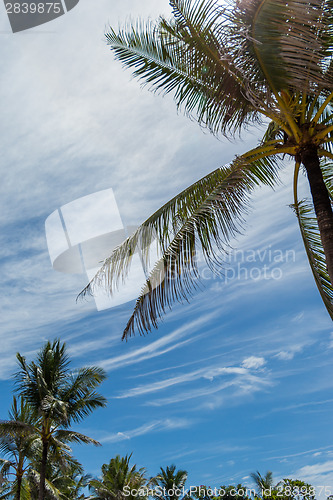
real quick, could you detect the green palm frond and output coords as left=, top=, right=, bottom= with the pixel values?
left=0, top=459, right=11, bottom=478
left=261, top=121, right=285, bottom=143
left=151, top=464, right=188, bottom=500
left=64, top=392, right=107, bottom=425
left=321, top=158, right=333, bottom=194
left=28, top=469, right=63, bottom=500
left=55, top=430, right=101, bottom=447
left=79, top=143, right=289, bottom=338
left=105, top=0, right=258, bottom=135
left=61, top=367, right=107, bottom=401
left=251, top=470, right=274, bottom=492
left=233, top=0, right=333, bottom=93
left=89, top=454, right=147, bottom=500
left=292, top=199, right=333, bottom=319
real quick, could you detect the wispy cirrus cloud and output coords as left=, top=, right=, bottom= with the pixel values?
left=145, top=370, right=273, bottom=408
left=98, top=418, right=193, bottom=444
left=115, top=366, right=248, bottom=399
left=257, top=399, right=333, bottom=419
left=95, top=313, right=215, bottom=372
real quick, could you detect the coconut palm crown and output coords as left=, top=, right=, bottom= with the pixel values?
left=150, top=465, right=188, bottom=500
left=80, top=0, right=333, bottom=337
left=14, top=340, right=107, bottom=500
left=88, top=454, right=147, bottom=500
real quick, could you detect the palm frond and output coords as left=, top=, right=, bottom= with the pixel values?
left=61, top=367, right=107, bottom=402
left=55, top=430, right=101, bottom=447
left=64, top=392, right=107, bottom=425
left=292, top=199, right=333, bottom=319
left=79, top=144, right=289, bottom=338
left=105, top=0, right=259, bottom=135
left=321, top=158, right=333, bottom=194
left=233, top=0, right=333, bottom=93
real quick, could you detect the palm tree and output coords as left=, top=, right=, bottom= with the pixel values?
left=14, top=339, right=107, bottom=500
left=88, top=454, right=147, bottom=500
left=150, top=465, right=187, bottom=500
left=27, top=445, right=89, bottom=500
left=0, top=396, right=39, bottom=500
left=80, top=0, right=333, bottom=338
left=34, top=458, right=90, bottom=500
left=250, top=471, right=277, bottom=499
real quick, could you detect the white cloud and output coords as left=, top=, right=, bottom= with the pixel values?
left=328, top=332, right=333, bottom=348
left=96, top=313, right=214, bottom=372
left=99, top=418, right=192, bottom=444
left=275, top=351, right=296, bottom=361
left=295, top=461, right=333, bottom=499
left=116, top=365, right=247, bottom=399
left=242, top=356, right=266, bottom=369
left=146, top=372, right=273, bottom=407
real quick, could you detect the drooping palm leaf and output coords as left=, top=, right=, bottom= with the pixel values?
left=321, top=158, right=333, bottom=194
left=79, top=143, right=294, bottom=338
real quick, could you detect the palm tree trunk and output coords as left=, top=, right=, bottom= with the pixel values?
left=16, top=473, right=22, bottom=500
left=39, top=439, right=48, bottom=500
left=301, top=147, right=333, bottom=285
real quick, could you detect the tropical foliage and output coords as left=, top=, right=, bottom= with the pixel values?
left=80, top=0, right=333, bottom=337
left=88, top=454, right=148, bottom=500
left=0, top=397, right=38, bottom=500
left=0, top=345, right=321, bottom=499
left=0, top=340, right=107, bottom=500
left=150, top=465, right=187, bottom=500
left=250, top=471, right=276, bottom=498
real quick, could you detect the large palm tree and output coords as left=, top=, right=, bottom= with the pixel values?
left=14, top=340, right=107, bottom=500
left=88, top=454, right=147, bottom=500
left=80, top=0, right=333, bottom=337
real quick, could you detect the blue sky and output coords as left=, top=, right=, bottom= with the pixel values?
left=0, top=0, right=333, bottom=495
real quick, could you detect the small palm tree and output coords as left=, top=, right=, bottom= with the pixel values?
left=0, top=396, right=39, bottom=500
left=250, top=471, right=278, bottom=499
left=80, top=0, right=333, bottom=337
left=150, top=465, right=187, bottom=500
left=89, top=454, right=147, bottom=500
left=14, top=339, right=107, bottom=500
